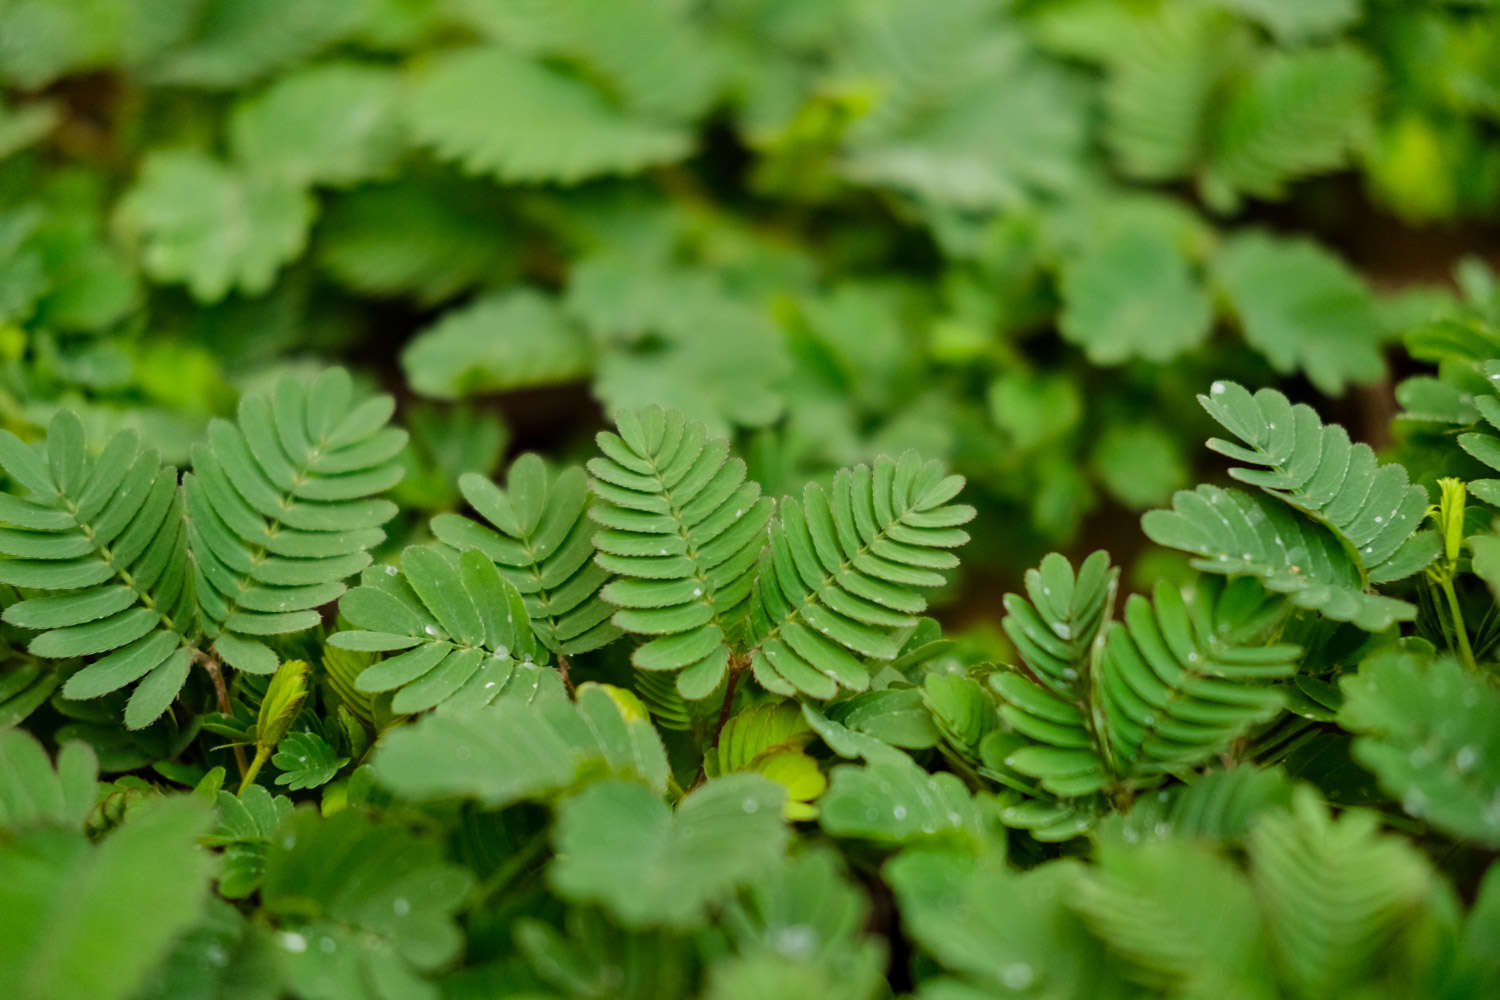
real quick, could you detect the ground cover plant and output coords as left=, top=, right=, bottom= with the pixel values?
left=2, top=0, right=1500, bottom=998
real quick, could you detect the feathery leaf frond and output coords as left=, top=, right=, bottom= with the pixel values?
left=588, top=407, right=774, bottom=699
left=745, top=452, right=974, bottom=699
left=330, top=545, right=542, bottom=714
left=0, top=411, right=196, bottom=728
left=432, top=452, right=619, bottom=656
left=186, top=368, right=404, bottom=676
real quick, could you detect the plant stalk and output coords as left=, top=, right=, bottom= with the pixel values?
left=1437, top=576, right=1479, bottom=673
left=714, top=660, right=743, bottom=744
left=238, top=745, right=271, bottom=796
left=199, top=651, right=248, bottom=777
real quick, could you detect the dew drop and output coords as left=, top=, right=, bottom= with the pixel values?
left=204, top=945, right=228, bottom=968
left=742, top=798, right=760, bottom=814
left=424, top=624, right=440, bottom=637
left=393, top=897, right=411, bottom=916
left=384, top=565, right=398, bottom=576
left=1122, top=827, right=1139, bottom=843
left=485, top=681, right=497, bottom=689
left=1050, top=622, right=1072, bottom=640
left=1001, top=962, right=1035, bottom=989
left=281, top=835, right=296, bottom=850
left=1153, top=822, right=1171, bottom=837
left=1456, top=746, right=1478, bottom=772
left=692, top=587, right=703, bottom=597
left=773, top=925, right=817, bottom=958
left=947, top=811, right=962, bottom=824
left=892, top=805, right=907, bottom=821
left=495, top=645, right=509, bottom=658
left=1374, top=515, right=1383, bottom=524
left=1403, top=789, right=1427, bottom=817
left=320, top=936, right=337, bottom=954
left=1210, top=382, right=1227, bottom=395
left=280, top=932, right=308, bottom=954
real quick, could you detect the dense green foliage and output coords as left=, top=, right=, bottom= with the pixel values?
left=3, top=0, right=1500, bottom=997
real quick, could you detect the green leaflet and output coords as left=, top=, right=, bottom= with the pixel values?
left=228, top=61, right=406, bottom=188
left=745, top=451, right=974, bottom=699
left=271, top=731, right=347, bottom=791
left=1195, top=380, right=1436, bottom=582
left=1339, top=651, right=1500, bottom=847
left=1213, top=235, right=1386, bottom=396
left=707, top=701, right=826, bottom=820
left=588, top=407, right=773, bottom=699
left=258, top=808, right=474, bottom=999
left=1071, top=839, right=1275, bottom=1000
left=454, top=0, right=723, bottom=122
left=206, top=784, right=293, bottom=900
left=1248, top=788, right=1434, bottom=998
left=0, top=796, right=215, bottom=1000
left=116, top=149, right=314, bottom=303
left=405, top=46, right=693, bottom=184
left=819, top=749, right=986, bottom=846
left=431, top=452, right=620, bottom=657
left=148, top=0, right=365, bottom=89
left=188, top=367, right=404, bottom=662
left=1096, top=577, right=1299, bottom=782
left=513, top=908, right=696, bottom=1000
left=331, top=544, right=542, bottom=714
left=886, top=849, right=1128, bottom=1000
left=401, top=289, right=594, bottom=400
left=1059, top=222, right=1213, bottom=365
left=1097, top=765, right=1296, bottom=846
left=314, top=176, right=519, bottom=305
left=0, top=730, right=98, bottom=833
left=1143, top=485, right=1420, bottom=632
left=1200, top=45, right=1379, bottom=210
left=549, top=773, right=789, bottom=929
left=372, top=677, right=668, bottom=807
left=987, top=557, right=1300, bottom=808
left=711, top=847, right=887, bottom=999
left=0, top=411, right=196, bottom=728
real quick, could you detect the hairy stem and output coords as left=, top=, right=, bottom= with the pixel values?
left=199, top=651, right=248, bottom=777
left=714, top=659, right=743, bottom=745
left=556, top=652, right=574, bottom=696
left=238, top=745, right=270, bottom=795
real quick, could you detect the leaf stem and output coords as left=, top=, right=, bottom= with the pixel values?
left=238, top=745, right=270, bottom=795
left=556, top=652, right=574, bottom=696
left=714, top=659, right=743, bottom=745
left=198, top=650, right=248, bottom=777
left=1438, top=576, right=1479, bottom=673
